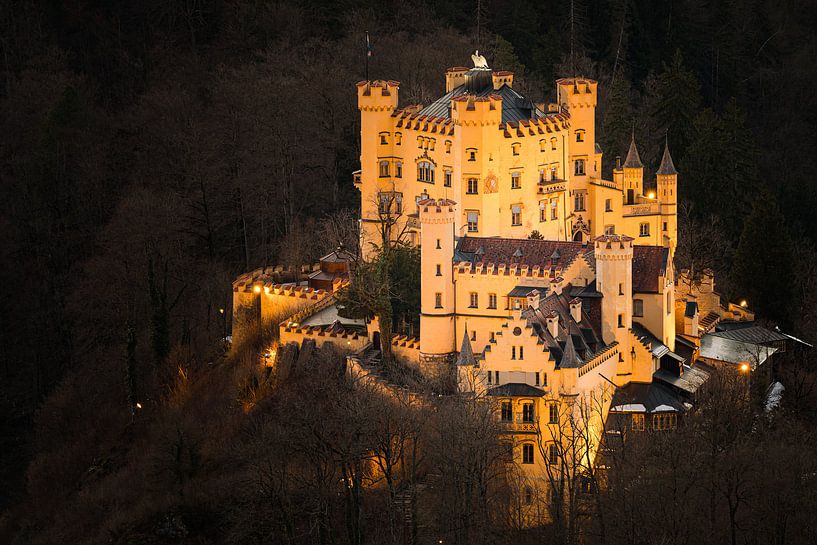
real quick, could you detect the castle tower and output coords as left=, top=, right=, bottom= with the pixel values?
left=419, top=198, right=457, bottom=368
left=594, top=234, right=634, bottom=382
left=556, top=78, right=598, bottom=180
left=357, top=80, right=400, bottom=259
left=656, top=140, right=678, bottom=249
left=621, top=135, right=644, bottom=204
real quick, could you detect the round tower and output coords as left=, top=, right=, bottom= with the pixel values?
left=593, top=234, right=634, bottom=380
left=656, top=140, right=678, bottom=250
left=419, top=198, right=457, bottom=366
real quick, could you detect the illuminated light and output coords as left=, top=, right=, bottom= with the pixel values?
left=253, top=285, right=262, bottom=294
left=263, top=286, right=270, bottom=294
left=135, top=402, right=143, bottom=409
left=347, top=341, right=351, bottom=346
left=219, top=308, right=225, bottom=314
left=647, top=191, right=656, bottom=199
left=740, top=300, right=748, bottom=308
left=740, top=363, right=750, bottom=373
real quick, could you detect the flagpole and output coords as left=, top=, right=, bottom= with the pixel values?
left=365, top=31, right=370, bottom=81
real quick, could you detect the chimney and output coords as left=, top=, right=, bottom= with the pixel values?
left=546, top=311, right=559, bottom=338
left=570, top=298, right=582, bottom=323
left=526, top=289, right=541, bottom=309
left=615, top=155, right=622, bottom=169
left=550, top=276, right=563, bottom=295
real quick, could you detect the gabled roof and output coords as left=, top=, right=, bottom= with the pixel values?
left=632, top=322, right=684, bottom=361
left=623, top=136, right=643, bottom=168
left=709, top=326, right=788, bottom=344
left=654, top=365, right=710, bottom=395
left=610, top=381, right=687, bottom=413
left=416, top=81, right=555, bottom=124
left=488, top=383, right=547, bottom=397
left=657, top=141, right=677, bottom=175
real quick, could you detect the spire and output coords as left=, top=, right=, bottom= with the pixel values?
left=560, top=334, right=583, bottom=368
left=623, top=133, right=643, bottom=168
left=456, top=328, right=477, bottom=367
left=657, top=139, right=678, bottom=175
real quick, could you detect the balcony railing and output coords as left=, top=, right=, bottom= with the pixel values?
left=499, top=415, right=538, bottom=433
left=622, top=202, right=660, bottom=216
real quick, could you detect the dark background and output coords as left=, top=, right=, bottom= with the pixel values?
left=2, top=0, right=817, bottom=543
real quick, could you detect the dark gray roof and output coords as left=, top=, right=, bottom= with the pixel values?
left=559, top=333, right=583, bottom=368
left=623, top=136, right=643, bottom=168
left=710, top=326, right=788, bottom=344
left=508, top=285, right=541, bottom=298
left=657, top=141, right=677, bottom=175
left=610, top=381, right=687, bottom=413
left=487, top=383, right=547, bottom=397
left=632, top=322, right=683, bottom=361
left=456, top=329, right=477, bottom=366
left=654, top=365, right=710, bottom=395
left=700, top=335, right=778, bottom=367
left=416, top=83, right=552, bottom=124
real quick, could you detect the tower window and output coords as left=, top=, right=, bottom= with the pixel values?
left=444, top=169, right=452, bottom=187
left=469, top=292, right=478, bottom=308
left=467, top=148, right=477, bottom=161
left=633, top=299, right=644, bottom=317
left=435, top=293, right=442, bottom=308
left=639, top=223, right=650, bottom=237
left=511, top=346, right=516, bottom=360
left=436, top=238, right=441, bottom=249
left=395, top=161, right=402, bottom=178
left=618, top=314, right=624, bottom=328
left=436, top=264, right=442, bottom=276
left=519, top=346, right=524, bottom=360
left=605, top=198, right=612, bottom=212
left=551, top=199, right=558, bottom=220
left=511, top=172, right=521, bottom=189
left=445, top=140, right=452, bottom=153
left=574, top=192, right=586, bottom=211
left=574, top=159, right=586, bottom=176
left=619, top=283, right=623, bottom=295
left=467, top=211, right=479, bottom=232
left=511, top=205, right=521, bottom=226
left=379, top=132, right=389, bottom=145
left=471, top=329, right=476, bottom=341
left=551, top=137, right=557, bottom=151
left=395, top=132, right=402, bottom=145
left=379, top=160, right=390, bottom=177
left=576, top=130, right=585, bottom=142
left=466, top=178, right=478, bottom=194
left=512, top=143, right=521, bottom=156
left=488, top=293, right=497, bottom=309
left=522, top=443, right=534, bottom=464
left=663, top=221, right=668, bottom=231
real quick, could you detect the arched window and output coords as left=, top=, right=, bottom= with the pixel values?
left=539, top=139, right=546, bottom=152
left=417, top=161, right=435, bottom=183
left=550, top=137, right=557, bottom=151
left=576, top=129, right=585, bottom=143
left=512, top=142, right=521, bottom=156
left=379, top=160, right=390, bottom=178
left=395, top=161, right=402, bottom=178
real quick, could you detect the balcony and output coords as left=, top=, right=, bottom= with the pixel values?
left=499, top=416, right=538, bottom=434
left=622, top=202, right=660, bottom=217
left=537, top=178, right=567, bottom=195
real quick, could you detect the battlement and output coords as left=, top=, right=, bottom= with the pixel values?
left=453, top=260, right=560, bottom=279
left=394, top=110, right=455, bottom=136
left=501, top=114, right=570, bottom=138
left=594, top=234, right=635, bottom=254
left=451, top=94, right=502, bottom=126
left=357, top=80, right=399, bottom=111
left=556, top=77, right=598, bottom=108
left=418, top=198, right=457, bottom=223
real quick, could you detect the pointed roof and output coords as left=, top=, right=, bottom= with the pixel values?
left=623, top=135, right=643, bottom=168
left=457, top=329, right=477, bottom=366
left=559, top=333, right=584, bottom=368
left=657, top=141, right=678, bottom=175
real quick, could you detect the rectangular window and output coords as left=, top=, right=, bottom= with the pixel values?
left=418, top=161, right=435, bottom=183
left=470, top=329, right=476, bottom=342
left=539, top=139, right=546, bottom=152
left=576, top=130, right=585, bottom=142
left=395, top=132, right=402, bottom=145
left=535, top=372, right=540, bottom=386
left=379, top=160, right=390, bottom=177
left=488, top=293, right=497, bottom=309
left=652, top=413, right=677, bottom=431
left=540, top=203, right=547, bottom=222
left=445, top=140, right=451, bottom=153
left=436, top=264, right=442, bottom=276
left=604, top=225, right=615, bottom=235
left=619, top=283, right=624, bottom=295
left=551, top=199, right=558, bottom=220
left=495, top=370, right=499, bottom=384
left=640, top=223, right=650, bottom=237
left=539, top=169, right=546, bottom=183
left=574, top=159, right=586, bottom=176
left=511, top=172, right=521, bottom=189
left=512, top=143, right=520, bottom=156
left=469, top=292, right=478, bottom=308
left=542, top=372, right=547, bottom=387
left=512, top=205, right=521, bottom=226
left=549, top=403, right=558, bottom=424
left=395, top=161, right=402, bottom=178
left=487, top=370, right=492, bottom=384
left=618, top=314, right=624, bottom=328
left=501, top=401, right=512, bottom=421
left=467, top=211, right=479, bottom=232
left=467, top=149, right=477, bottom=161
left=574, top=192, right=586, bottom=211
left=444, top=170, right=452, bottom=187
left=633, top=299, right=644, bottom=317
left=605, top=198, right=612, bottom=212
left=548, top=443, right=559, bottom=465
left=522, top=403, right=534, bottom=422
left=380, top=133, right=389, bottom=145
left=663, top=221, right=668, bottom=231
left=466, top=178, right=478, bottom=194
left=631, top=413, right=645, bottom=431
left=435, top=293, right=442, bottom=308
left=522, top=443, right=534, bottom=464
left=551, top=138, right=557, bottom=151
left=519, top=346, right=524, bottom=360
left=511, top=346, right=516, bottom=360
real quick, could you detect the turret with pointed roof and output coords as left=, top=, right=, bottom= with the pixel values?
left=657, top=140, right=677, bottom=175
left=456, top=327, right=477, bottom=367
left=623, top=135, right=643, bottom=168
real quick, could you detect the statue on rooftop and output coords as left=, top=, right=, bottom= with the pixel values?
left=471, top=50, right=489, bottom=69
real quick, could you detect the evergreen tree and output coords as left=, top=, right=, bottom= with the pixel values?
left=602, top=67, right=634, bottom=173
left=731, top=195, right=794, bottom=326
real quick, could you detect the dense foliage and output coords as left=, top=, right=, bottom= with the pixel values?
left=2, top=0, right=817, bottom=543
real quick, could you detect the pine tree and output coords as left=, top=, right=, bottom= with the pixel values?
left=602, top=67, right=633, bottom=173
left=732, top=195, right=794, bottom=326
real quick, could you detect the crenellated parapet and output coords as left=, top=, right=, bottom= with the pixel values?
left=357, top=80, right=400, bottom=111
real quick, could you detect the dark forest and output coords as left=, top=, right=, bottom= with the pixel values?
left=2, top=1, right=817, bottom=544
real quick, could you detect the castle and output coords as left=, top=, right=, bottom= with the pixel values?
left=233, top=57, right=779, bottom=510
